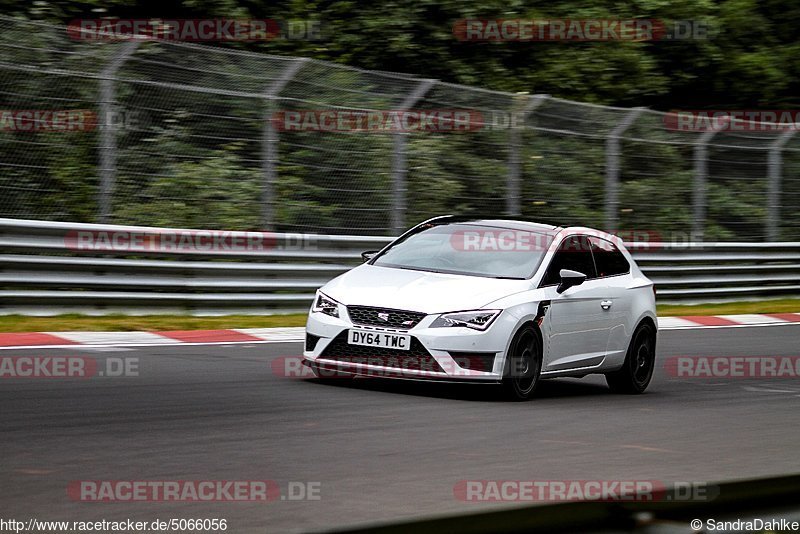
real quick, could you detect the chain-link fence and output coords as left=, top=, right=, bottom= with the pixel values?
left=1, top=16, right=799, bottom=239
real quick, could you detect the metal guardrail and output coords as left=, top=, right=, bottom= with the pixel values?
left=1, top=218, right=799, bottom=315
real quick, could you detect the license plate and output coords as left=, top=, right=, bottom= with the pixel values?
left=348, top=329, right=410, bottom=351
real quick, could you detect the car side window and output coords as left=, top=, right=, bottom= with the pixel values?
left=589, top=237, right=630, bottom=277
left=541, top=235, right=598, bottom=286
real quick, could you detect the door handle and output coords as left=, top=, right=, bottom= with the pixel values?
left=600, top=300, right=613, bottom=310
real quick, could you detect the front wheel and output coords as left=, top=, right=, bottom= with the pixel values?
left=501, top=326, right=542, bottom=401
left=605, top=323, right=656, bottom=394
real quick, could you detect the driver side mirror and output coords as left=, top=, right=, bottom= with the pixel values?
left=556, top=269, right=586, bottom=294
left=361, top=250, right=379, bottom=262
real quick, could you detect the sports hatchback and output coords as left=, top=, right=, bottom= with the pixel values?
left=303, top=216, right=657, bottom=400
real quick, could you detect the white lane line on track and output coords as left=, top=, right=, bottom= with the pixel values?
left=620, top=445, right=676, bottom=453
left=743, top=386, right=800, bottom=394
left=72, top=346, right=136, bottom=352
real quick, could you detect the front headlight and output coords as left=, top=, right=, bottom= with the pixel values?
left=312, top=291, right=340, bottom=318
left=430, top=309, right=501, bottom=331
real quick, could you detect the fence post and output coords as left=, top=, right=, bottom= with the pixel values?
left=391, top=79, right=436, bottom=234
left=767, top=130, right=796, bottom=242
left=604, top=107, right=644, bottom=232
left=693, top=129, right=718, bottom=241
left=98, top=40, right=140, bottom=223
left=261, top=58, right=308, bottom=230
left=507, top=94, right=548, bottom=217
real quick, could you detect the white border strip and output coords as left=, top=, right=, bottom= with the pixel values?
left=715, top=314, right=789, bottom=325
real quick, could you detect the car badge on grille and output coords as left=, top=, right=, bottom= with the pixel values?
left=377, top=312, right=390, bottom=322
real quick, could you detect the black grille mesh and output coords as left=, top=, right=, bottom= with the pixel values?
left=346, top=306, right=426, bottom=329
left=319, top=331, right=445, bottom=373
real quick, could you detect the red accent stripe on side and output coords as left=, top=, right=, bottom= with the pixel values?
left=680, top=316, right=740, bottom=326
left=155, top=330, right=263, bottom=343
left=0, top=333, right=78, bottom=347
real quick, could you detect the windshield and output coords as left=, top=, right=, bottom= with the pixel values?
left=372, top=223, right=554, bottom=279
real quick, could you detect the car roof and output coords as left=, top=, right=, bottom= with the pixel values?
left=427, top=215, right=561, bottom=234
left=421, top=216, right=623, bottom=243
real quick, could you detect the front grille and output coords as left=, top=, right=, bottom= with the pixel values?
left=346, top=306, right=426, bottom=329
left=319, top=331, right=445, bottom=373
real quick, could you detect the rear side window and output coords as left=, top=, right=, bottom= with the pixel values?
left=589, top=237, right=630, bottom=277
left=541, top=235, right=597, bottom=286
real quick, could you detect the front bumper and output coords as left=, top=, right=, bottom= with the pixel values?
left=303, top=306, right=515, bottom=382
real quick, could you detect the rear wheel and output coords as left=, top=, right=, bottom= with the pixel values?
left=501, top=326, right=542, bottom=401
left=605, top=323, right=655, bottom=394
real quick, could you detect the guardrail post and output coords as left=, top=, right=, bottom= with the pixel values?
left=767, top=130, right=796, bottom=241
left=605, top=107, right=645, bottom=231
left=507, top=94, right=548, bottom=217
left=693, top=129, right=718, bottom=241
left=391, top=79, right=436, bottom=234
left=261, top=58, right=308, bottom=230
left=98, top=40, right=140, bottom=223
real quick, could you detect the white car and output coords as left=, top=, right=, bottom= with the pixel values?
left=303, top=216, right=657, bottom=400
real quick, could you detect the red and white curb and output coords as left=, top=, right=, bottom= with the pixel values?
left=656, top=313, right=800, bottom=329
left=0, top=327, right=306, bottom=349
left=0, top=314, right=799, bottom=349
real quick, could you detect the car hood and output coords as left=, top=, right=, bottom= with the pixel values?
left=321, top=264, right=532, bottom=314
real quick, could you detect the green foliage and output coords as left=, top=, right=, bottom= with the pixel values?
left=0, top=0, right=798, bottom=236
left=114, top=144, right=261, bottom=229
left=7, top=0, right=798, bottom=108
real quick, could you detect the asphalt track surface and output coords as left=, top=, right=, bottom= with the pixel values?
left=1, top=325, right=799, bottom=533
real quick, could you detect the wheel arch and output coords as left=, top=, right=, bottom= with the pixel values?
left=634, top=315, right=658, bottom=351
left=636, top=315, right=657, bottom=334
left=637, top=314, right=656, bottom=329
left=504, top=319, right=543, bottom=362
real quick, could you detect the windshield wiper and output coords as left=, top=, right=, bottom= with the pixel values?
left=382, top=264, right=444, bottom=274
left=380, top=263, right=523, bottom=279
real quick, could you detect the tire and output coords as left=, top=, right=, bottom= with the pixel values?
left=501, top=325, right=543, bottom=401
left=605, top=323, right=656, bottom=394
left=309, top=362, right=354, bottom=381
